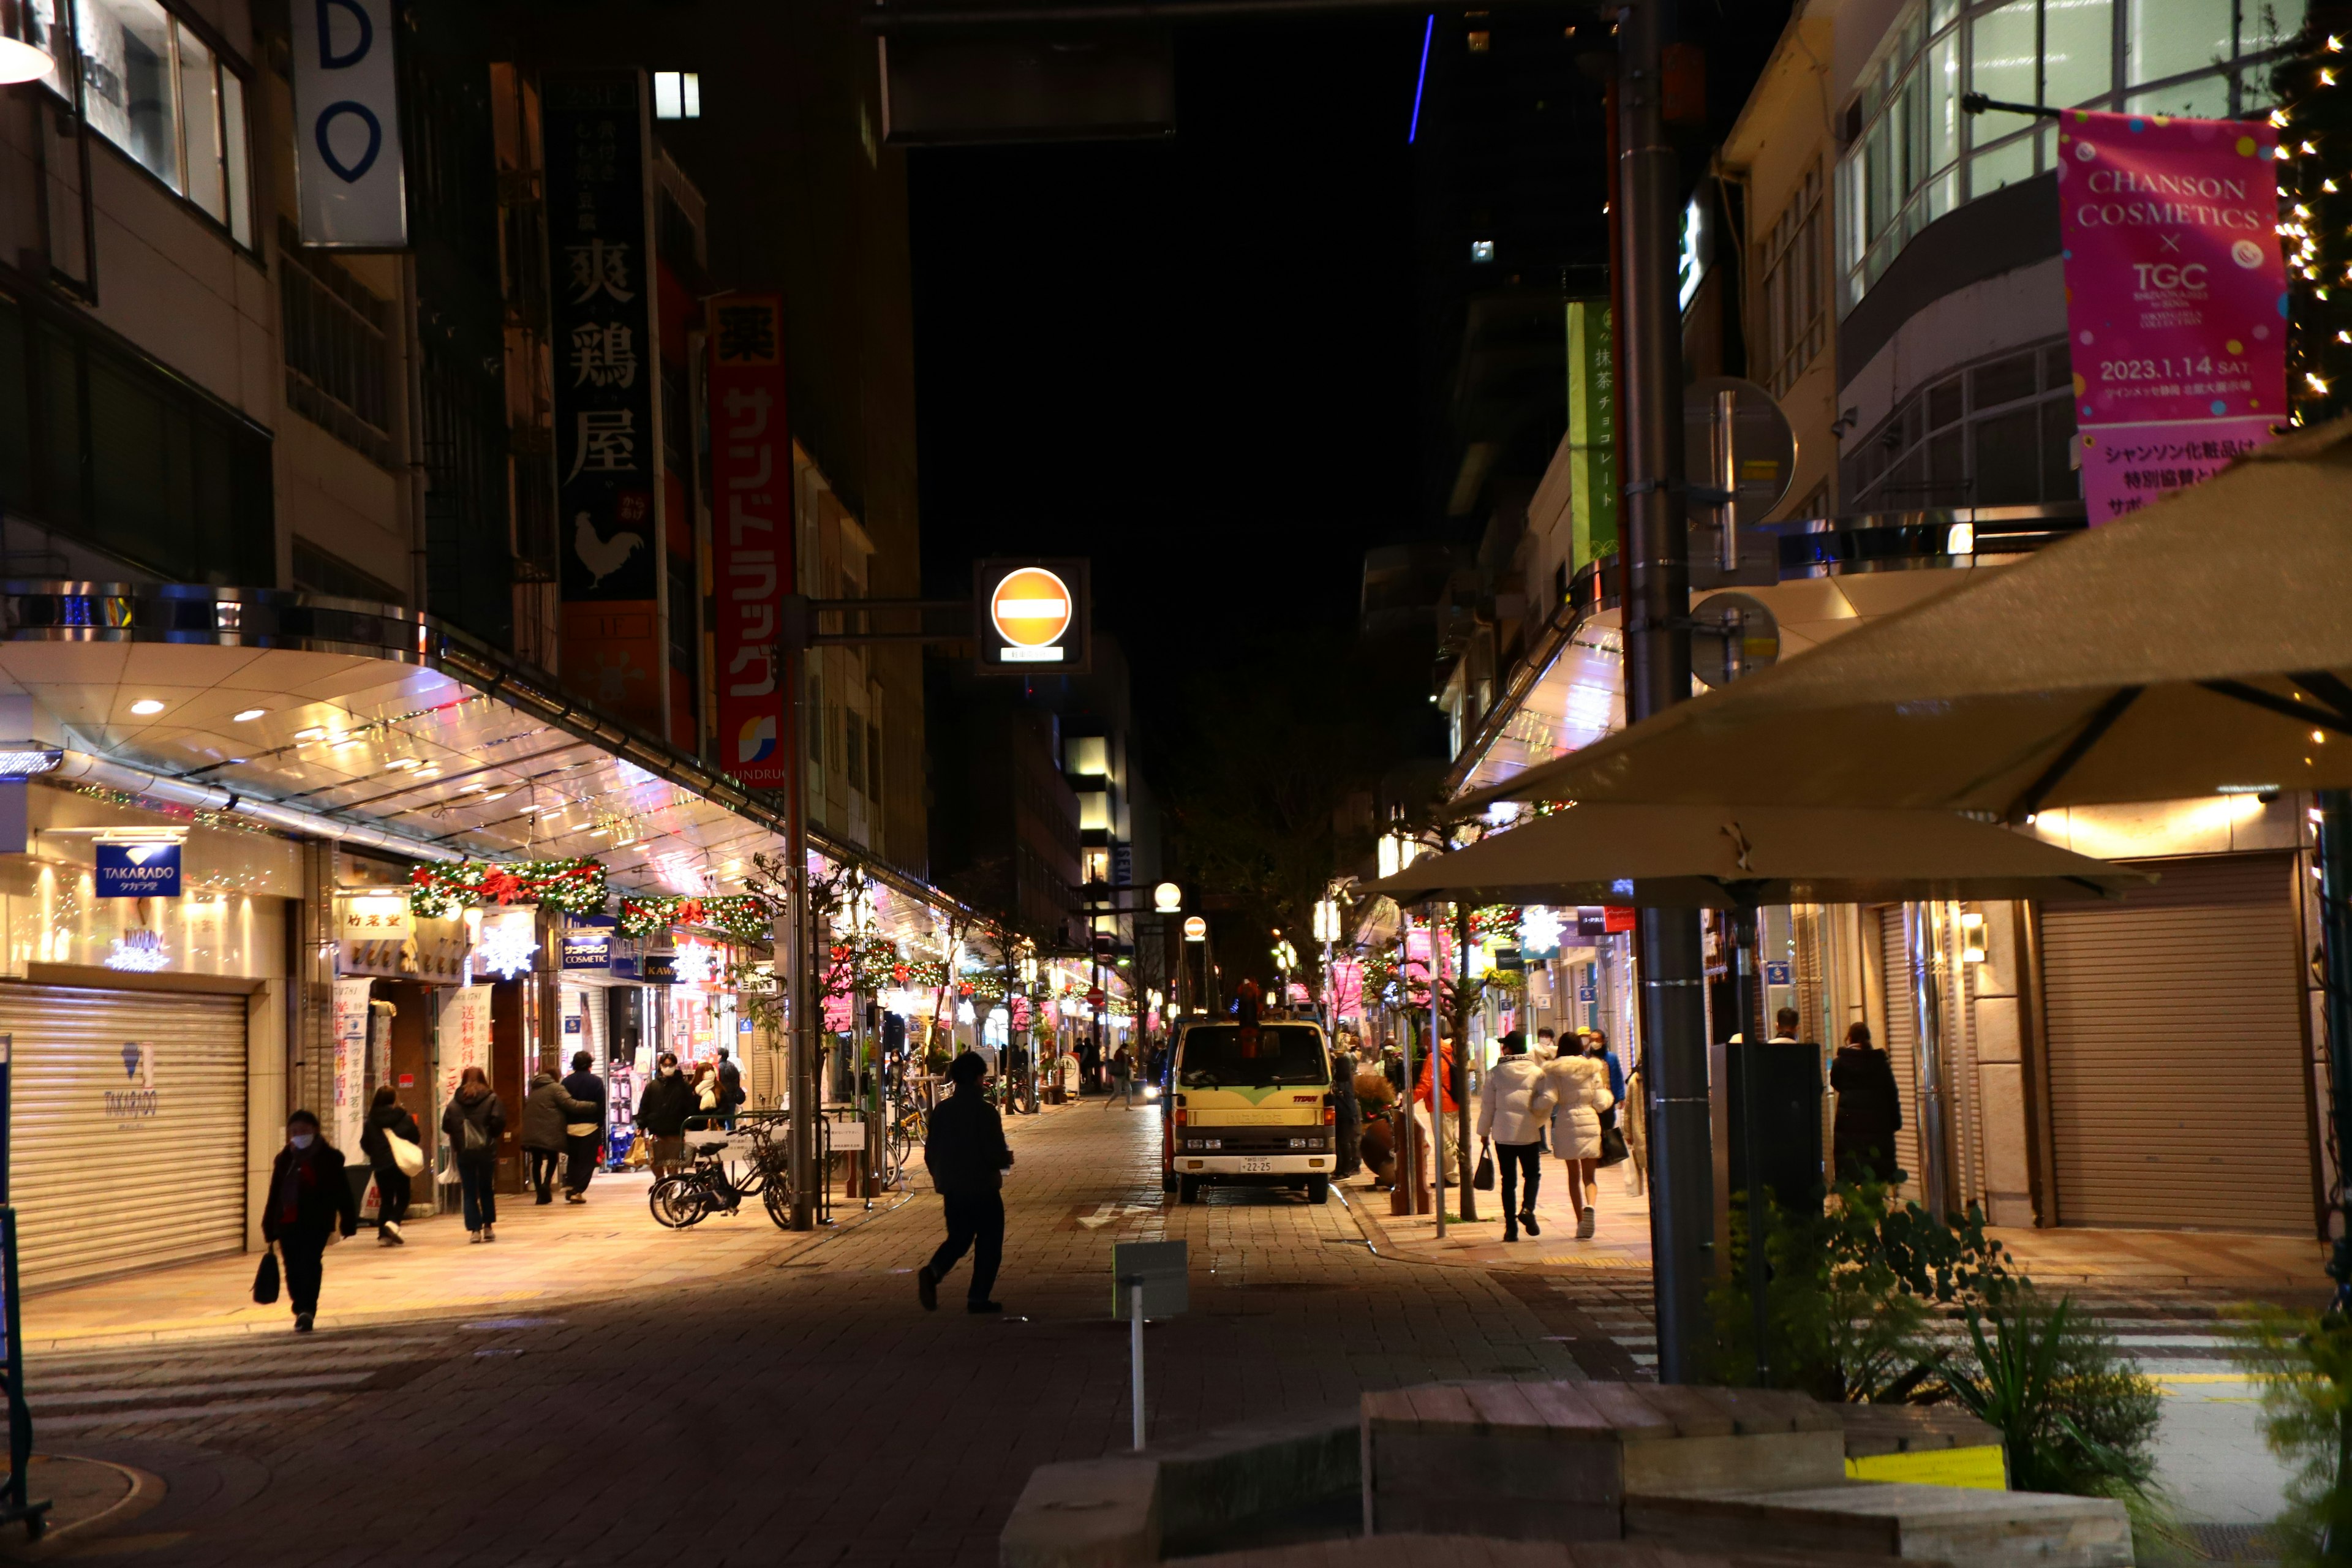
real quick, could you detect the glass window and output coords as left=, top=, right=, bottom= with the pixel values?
left=1968, top=132, right=2037, bottom=198
left=2125, top=0, right=2231, bottom=85
left=2127, top=74, right=2231, bottom=119
left=1175, top=1025, right=1330, bottom=1087
left=81, top=0, right=180, bottom=192
left=1970, top=1, right=2040, bottom=109
left=177, top=27, right=222, bottom=222
left=2043, top=0, right=2113, bottom=106
left=2241, top=0, right=2309, bottom=57
left=75, top=0, right=252, bottom=246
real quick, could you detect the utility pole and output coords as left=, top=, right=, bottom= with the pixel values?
left=1615, top=0, right=1714, bottom=1384
left=783, top=636, right=818, bottom=1229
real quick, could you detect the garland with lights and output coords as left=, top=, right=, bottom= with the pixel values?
left=2277, top=26, right=2352, bottom=423
left=1465, top=904, right=1521, bottom=941
left=410, top=857, right=608, bottom=918
left=617, top=894, right=771, bottom=944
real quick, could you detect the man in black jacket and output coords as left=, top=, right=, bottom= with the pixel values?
left=917, top=1050, right=1014, bottom=1314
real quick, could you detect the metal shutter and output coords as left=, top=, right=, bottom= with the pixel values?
left=0, top=984, right=248, bottom=1291
left=1875, top=908, right=1924, bottom=1191
left=2040, top=854, right=2313, bottom=1233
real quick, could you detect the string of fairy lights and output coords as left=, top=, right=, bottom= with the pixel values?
left=2275, top=27, right=2350, bottom=423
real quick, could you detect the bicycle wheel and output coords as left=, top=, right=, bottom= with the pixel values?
left=649, top=1174, right=708, bottom=1229
left=761, top=1175, right=797, bottom=1230
left=889, top=1117, right=911, bottom=1167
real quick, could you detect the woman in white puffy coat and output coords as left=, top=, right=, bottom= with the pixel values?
left=1474, top=1031, right=1554, bottom=1242
left=1542, top=1047, right=1615, bottom=1238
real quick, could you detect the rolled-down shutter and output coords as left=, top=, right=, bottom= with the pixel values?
left=1874, top=907, right=1924, bottom=1191
left=2040, top=854, right=2313, bottom=1234
left=0, top=984, right=248, bottom=1291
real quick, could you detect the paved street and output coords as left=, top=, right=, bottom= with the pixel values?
left=25, top=1098, right=1577, bottom=1566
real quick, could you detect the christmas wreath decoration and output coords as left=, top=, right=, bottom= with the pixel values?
left=410, top=858, right=608, bottom=918
left=617, top=894, right=771, bottom=944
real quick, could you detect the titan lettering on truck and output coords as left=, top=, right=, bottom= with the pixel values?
left=1164, top=1017, right=1336, bottom=1207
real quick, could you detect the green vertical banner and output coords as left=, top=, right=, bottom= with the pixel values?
left=1566, top=301, right=1618, bottom=570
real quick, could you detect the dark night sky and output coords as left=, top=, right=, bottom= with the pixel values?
left=907, top=15, right=1434, bottom=745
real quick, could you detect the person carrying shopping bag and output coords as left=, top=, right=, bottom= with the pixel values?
left=358, top=1086, right=424, bottom=1246
left=442, top=1066, right=507, bottom=1242
left=260, top=1110, right=359, bottom=1332
left=1474, top=1030, right=1555, bottom=1243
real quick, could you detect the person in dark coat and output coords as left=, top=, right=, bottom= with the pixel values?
left=560, top=1050, right=607, bottom=1201
left=442, top=1066, right=507, bottom=1242
left=1830, top=1021, right=1905, bottom=1185
left=916, top=1050, right=1014, bottom=1314
left=358, top=1085, right=422, bottom=1246
left=260, top=1109, right=359, bottom=1332
left=1329, top=1045, right=1362, bottom=1178
left=635, top=1050, right=695, bottom=1177
left=714, top=1047, right=745, bottom=1128
left=519, top=1069, right=597, bottom=1205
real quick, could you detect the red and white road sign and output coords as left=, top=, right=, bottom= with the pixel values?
left=989, top=567, right=1072, bottom=652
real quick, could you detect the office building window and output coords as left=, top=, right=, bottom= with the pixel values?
left=77, top=0, right=253, bottom=246
left=1842, top=337, right=2078, bottom=511
left=278, top=222, right=394, bottom=467
left=1836, top=0, right=2303, bottom=315
left=1758, top=162, right=1827, bottom=398
left=652, top=71, right=701, bottom=119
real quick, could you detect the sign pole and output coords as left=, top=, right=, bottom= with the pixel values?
left=1428, top=907, right=1447, bottom=1237
left=1616, top=0, right=1714, bottom=1384
left=783, top=636, right=816, bottom=1231
left=1129, top=1280, right=1146, bottom=1450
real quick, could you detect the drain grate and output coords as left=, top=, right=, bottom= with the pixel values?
left=2187, top=1523, right=2280, bottom=1563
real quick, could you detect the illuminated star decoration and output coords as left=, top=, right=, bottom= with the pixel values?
left=674, top=943, right=715, bottom=988
left=1520, top=905, right=1565, bottom=957
left=105, top=931, right=170, bottom=972
left=477, top=922, right=540, bottom=979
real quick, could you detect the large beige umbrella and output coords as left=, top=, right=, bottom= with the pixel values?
left=1463, top=419, right=2352, bottom=816
left=1359, top=802, right=2149, bottom=907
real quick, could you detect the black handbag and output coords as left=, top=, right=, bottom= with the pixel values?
left=252, top=1246, right=281, bottom=1305
left=1472, top=1140, right=1495, bottom=1191
left=1597, top=1124, right=1630, bottom=1169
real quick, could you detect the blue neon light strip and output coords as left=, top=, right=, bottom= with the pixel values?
left=1408, top=13, right=1433, bottom=143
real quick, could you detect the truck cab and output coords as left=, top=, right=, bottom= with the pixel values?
left=1163, top=1017, right=1336, bottom=1205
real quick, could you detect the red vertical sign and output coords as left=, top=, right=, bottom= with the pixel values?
left=709, top=295, right=791, bottom=789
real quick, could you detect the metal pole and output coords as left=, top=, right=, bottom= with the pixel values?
left=1713, top=386, right=1738, bottom=573
left=2317, top=791, right=2352, bottom=1560
left=1400, top=910, right=1420, bottom=1217
left=1430, top=907, right=1447, bottom=1237
left=1616, top=0, right=1713, bottom=1384
left=1732, top=907, right=1769, bottom=1385
left=1904, top=900, right=1951, bottom=1219
left=1130, top=1280, right=1147, bottom=1450
left=783, top=639, right=816, bottom=1230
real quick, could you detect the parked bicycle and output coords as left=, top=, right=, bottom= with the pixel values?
left=649, top=1121, right=791, bottom=1229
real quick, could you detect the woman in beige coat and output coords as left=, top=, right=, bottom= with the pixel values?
left=1542, top=1048, right=1615, bottom=1237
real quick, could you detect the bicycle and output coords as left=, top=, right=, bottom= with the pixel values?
left=648, top=1124, right=783, bottom=1229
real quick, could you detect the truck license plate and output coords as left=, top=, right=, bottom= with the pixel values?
left=1242, top=1156, right=1272, bottom=1174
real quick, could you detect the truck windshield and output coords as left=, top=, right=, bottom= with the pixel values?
left=1177, top=1025, right=1328, bottom=1088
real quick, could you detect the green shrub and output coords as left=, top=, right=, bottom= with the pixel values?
left=1947, top=1295, right=2162, bottom=1500
left=2225, top=1305, right=2352, bottom=1565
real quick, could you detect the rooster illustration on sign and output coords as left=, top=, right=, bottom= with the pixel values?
left=573, top=511, right=646, bottom=589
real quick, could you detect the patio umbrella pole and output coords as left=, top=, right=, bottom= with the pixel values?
left=2318, top=790, right=2352, bottom=1555
left=1615, top=0, right=1713, bottom=1384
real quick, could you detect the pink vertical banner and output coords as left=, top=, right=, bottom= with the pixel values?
left=2058, top=110, right=2287, bottom=522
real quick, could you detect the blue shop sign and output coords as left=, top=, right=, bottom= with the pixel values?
left=96, top=842, right=180, bottom=899
left=1763, top=960, right=1793, bottom=987
left=560, top=927, right=613, bottom=971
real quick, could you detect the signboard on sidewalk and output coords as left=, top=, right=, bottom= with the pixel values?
left=439, top=987, right=492, bottom=1106
left=709, top=294, right=792, bottom=789
left=2059, top=110, right=2287, bottom=522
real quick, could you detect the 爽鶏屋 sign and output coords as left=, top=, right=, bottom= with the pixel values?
left=96, top=842, right=181, bottom=899
left=2058, top=110, right=2287, bottom=521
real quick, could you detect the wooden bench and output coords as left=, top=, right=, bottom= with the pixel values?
left=1360, top=1382, right=1846, bottom=1542
left=1623, top=1482, right=2132, bottom=1567
left=1178, top=1532, right=1949, bottom=1566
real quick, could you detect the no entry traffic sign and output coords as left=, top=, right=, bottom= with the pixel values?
left=975, top=558, right=1090, bottom=674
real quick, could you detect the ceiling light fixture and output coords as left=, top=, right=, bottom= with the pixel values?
left=385, top=758, right=421, bottom=772
left=232, top=707, right=267, bottom=723
left=129, top=699, right=165, bottom=716
left=294, top=727, right=325, bottom=741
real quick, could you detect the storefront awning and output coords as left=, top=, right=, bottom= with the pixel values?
left=0, top=583, right=795, bottom=896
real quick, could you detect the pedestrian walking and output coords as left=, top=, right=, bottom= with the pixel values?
left=1586, top=1028, right=1626, bottom=1105
left=916, top=1050, right=1014, bottom=1315
left=692, top=1060, right=720, bottom=1118
left=1830, top=1021, right=1904, bottom=1184
left=635, top=1050, right=695, bottom=1177
left=358, top=1085, right=422, bottom=1246
left=521, top=1068, right=597, bottom=1205
left=1542, top=1038, right=1615, bottom=1238
left=561, top=1050, right=607, bottom=1202
left=260, top=1110, right=359, bottom=1332
left=1532, top=1026, right=1561, bottom=1063
left=1107, top=1046, right=1131, bottom=1109
left=1476, top=1030, right=1555, bottom=1243
left=442, top=1066, right=507, bottom=1243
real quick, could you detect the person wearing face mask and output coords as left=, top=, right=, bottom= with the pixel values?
left=260, top=1110, right=359, bottom=1333
left=635, top=1050, right=695, bottom=1178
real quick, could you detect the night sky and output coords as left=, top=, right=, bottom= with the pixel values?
left=908, top=13, right=1434, bottom=754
